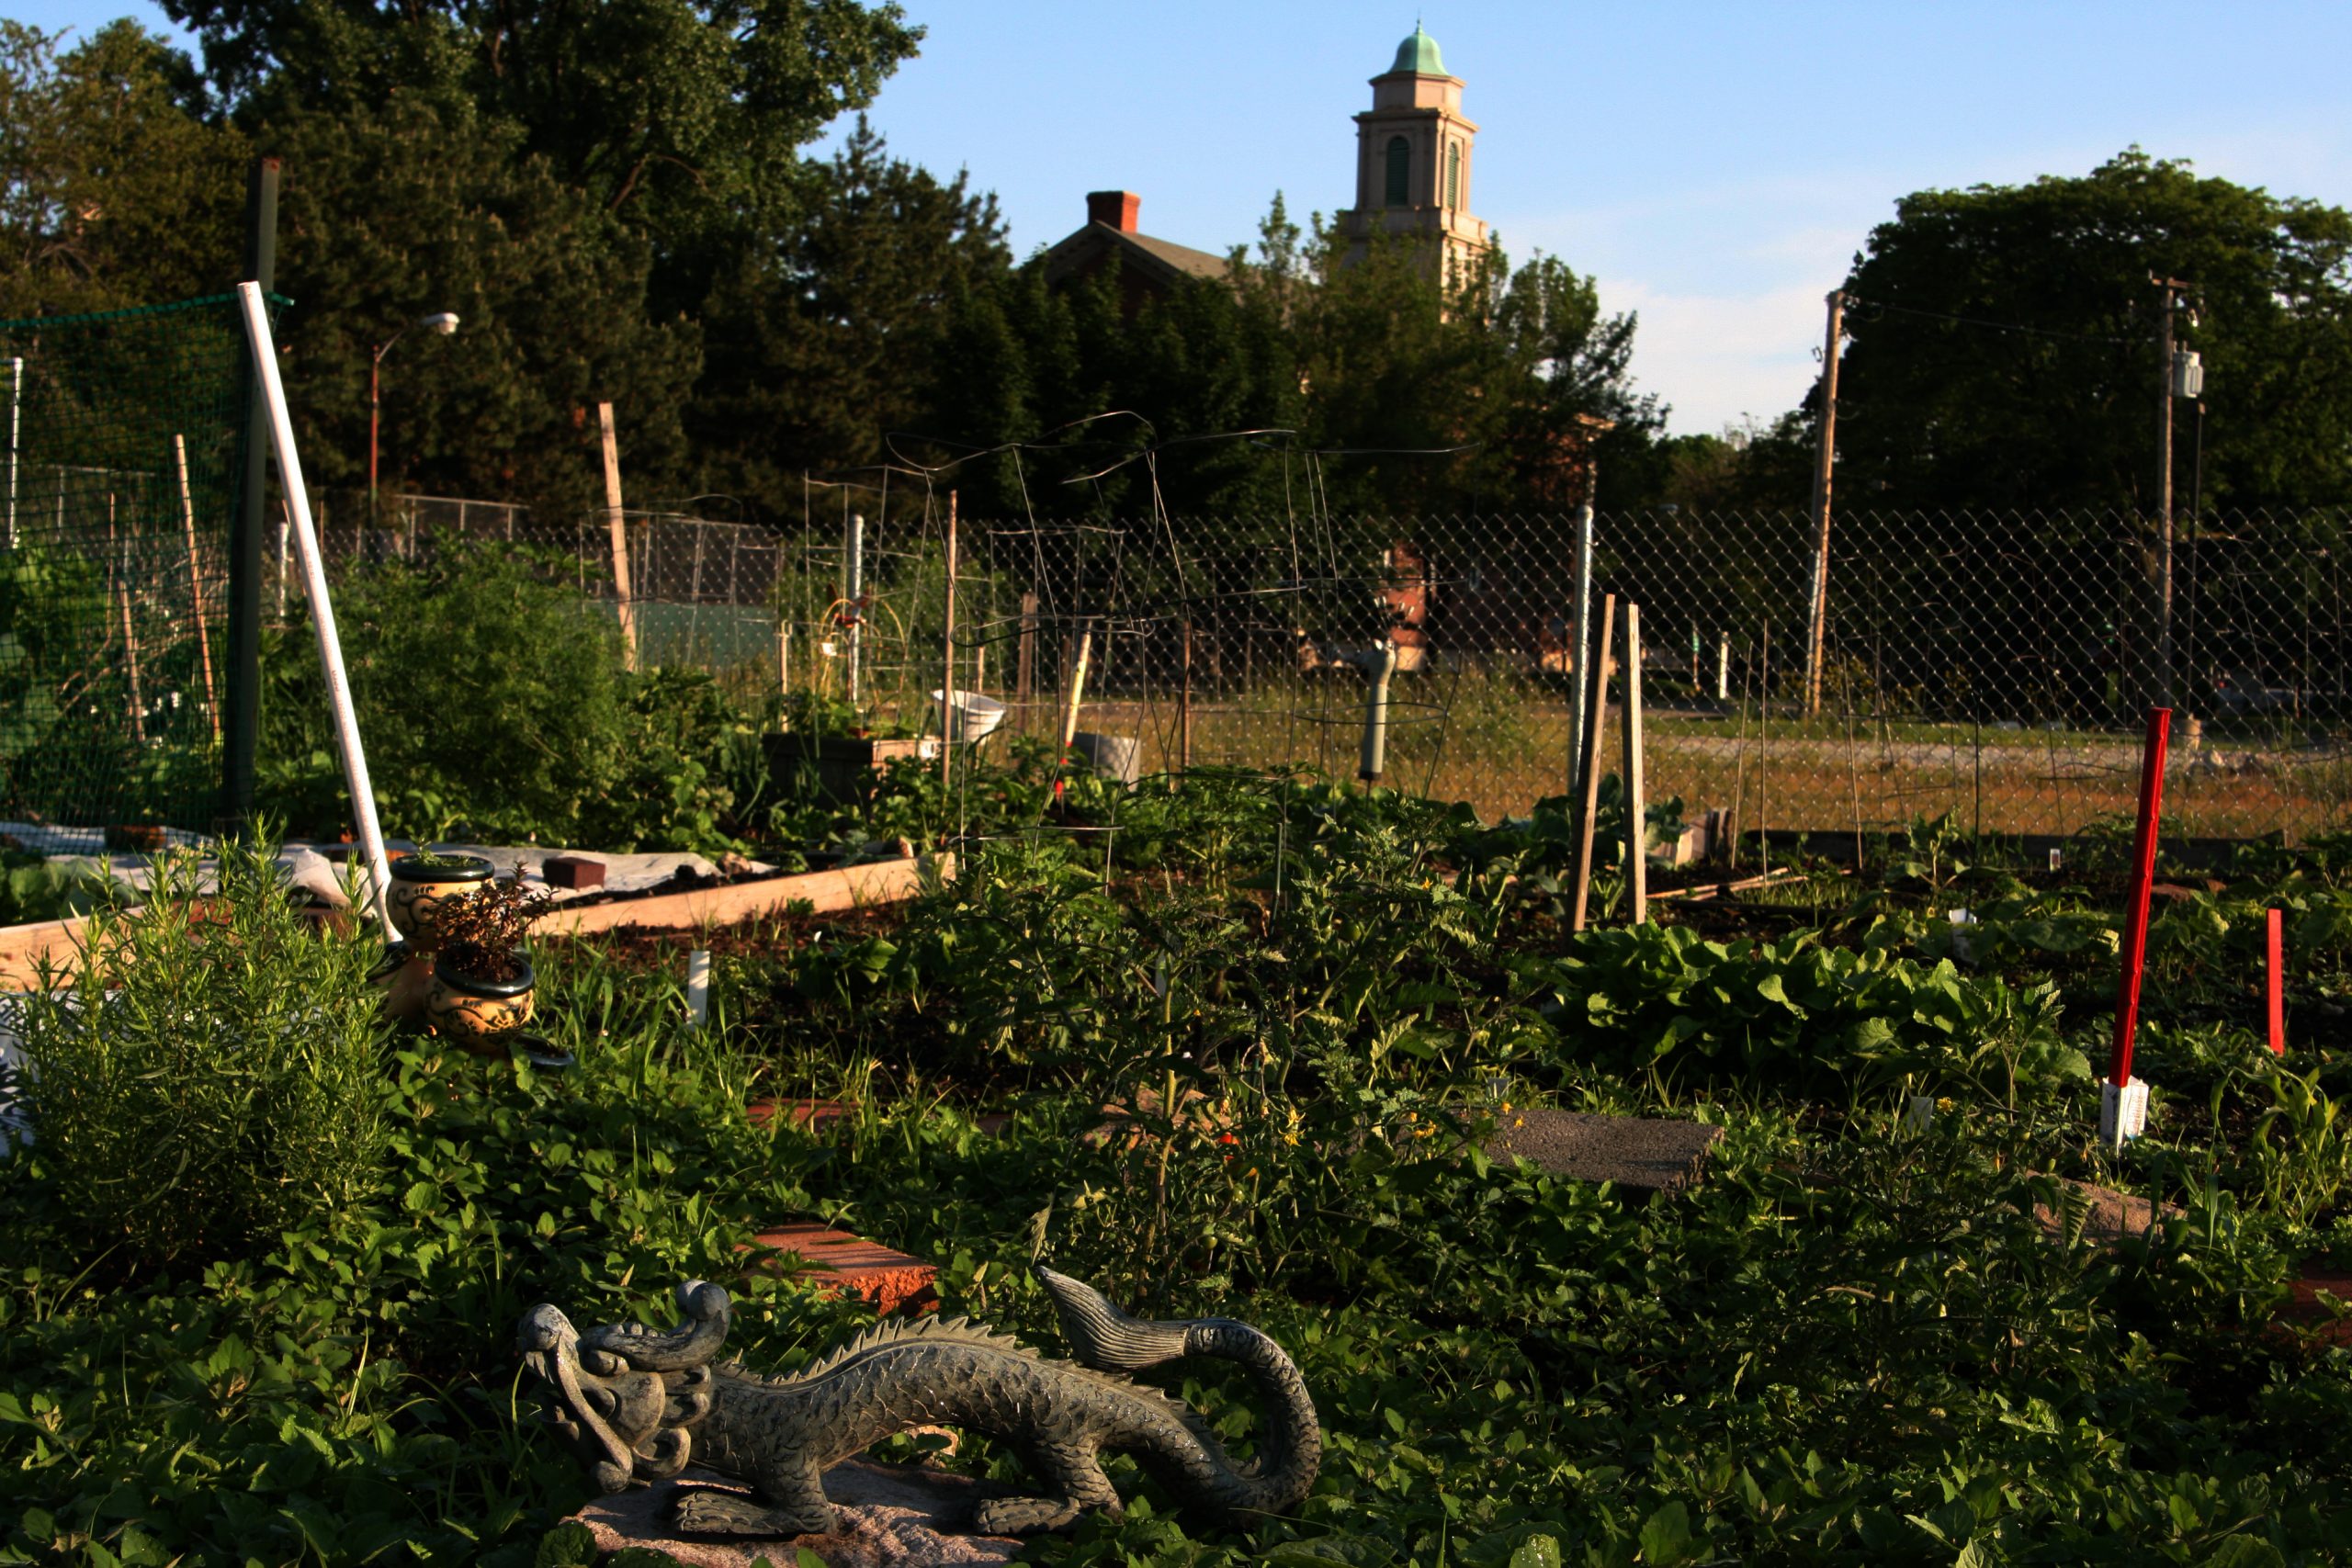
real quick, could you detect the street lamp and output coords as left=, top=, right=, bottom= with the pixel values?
left=369, top=310, right=460, bottom=513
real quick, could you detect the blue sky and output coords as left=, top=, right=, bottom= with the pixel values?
left=28, top=1, right=2352, bottom=434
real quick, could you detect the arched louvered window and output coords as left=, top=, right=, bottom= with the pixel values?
left=1384, top=136, right=1410, bottom=206
left=1447, top=142, right=1461, bottom=209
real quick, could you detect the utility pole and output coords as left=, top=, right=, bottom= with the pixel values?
left=2153, top=274, right=2191, bottom=711
left=1802, top=288, right=1844, bottom=717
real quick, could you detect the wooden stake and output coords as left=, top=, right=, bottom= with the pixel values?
left=940, top=491, right=957, bottom=784
left=596, top=401, right=638, bottom=671
left=173, top=434, right=220, bottom=745
left=1569, top=593, right=1617, bottom=934
left=1017, top=592, right=1038, bottom=735
left=1803, top=288, right=1844, bottom=716
left=1178, top=617, right=1193, bottom=774
left=1622, top=602, right=1647, bottom=924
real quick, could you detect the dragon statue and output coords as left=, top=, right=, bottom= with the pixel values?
left=516, top=1269, right=1321, bottom=1540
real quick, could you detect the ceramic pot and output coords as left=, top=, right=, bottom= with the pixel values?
left=368, top=941, right=436, bottom=1026
left=387, top=852, right=495, bottom=943
left=427, top=950, right=536, bottom=1054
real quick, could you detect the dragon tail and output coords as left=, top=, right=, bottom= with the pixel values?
left=1039, top=1268, right=1321, bottom=1521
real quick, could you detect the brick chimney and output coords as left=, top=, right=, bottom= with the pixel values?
left=1086, top=190, right=1140, bottom=232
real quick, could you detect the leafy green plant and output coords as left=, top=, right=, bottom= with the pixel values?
left=11, top=835, right=389, bottom=1266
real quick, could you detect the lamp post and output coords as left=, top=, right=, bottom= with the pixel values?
left=369, top=310, right=460, bottom=513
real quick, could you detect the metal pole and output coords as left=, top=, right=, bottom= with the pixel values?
left=235, top=282, right=396, bottom=943
left=1804, top=288, right=1844, bottom=716
left=845, top=511, right=865, bottom=707
left=224, top=152, right=277, bottom=828
left=940, top=491, right=957, bottom=784
left=1622, top=603, right=1646, bottom=923
left=5, top=356, right=19, bottom=548
left=2154, top=275, right=2185, bottom=710
left=368, top=352, right=380, bottom=513
left=1358, top=642, right=1398, bottom=786
left=1567, top=502, right=1595, bottom=795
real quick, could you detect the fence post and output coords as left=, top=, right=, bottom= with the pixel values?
left=940, top=491, right=957, bottom=784
left=1179, top=617, right=1193, bottom=773
left=1569, top=593, right=1618, bottom=934
left=223, top=152, right=278, bottom=828
left=1803, top=288, right=1845, bottom=717
left=1567, top=502, right=1595, bottom=796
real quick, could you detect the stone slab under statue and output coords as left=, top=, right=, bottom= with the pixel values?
left=518, top=1270, right=1320, bottom=1547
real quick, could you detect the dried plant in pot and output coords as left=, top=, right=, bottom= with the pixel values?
left=426, top=869, right=552, bottom=1054
left=386, top=850, right=497, bottom=944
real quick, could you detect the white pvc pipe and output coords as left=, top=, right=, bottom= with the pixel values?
left=236, top=283, right=396, bottom=942
left=684, top=948, right=712, bottom=1029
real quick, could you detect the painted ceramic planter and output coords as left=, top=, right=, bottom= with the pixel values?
left=387, top=852, right=496, bottom=944
left=427, top=951, right=536, bottom=1054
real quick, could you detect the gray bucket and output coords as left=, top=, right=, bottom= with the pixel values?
left=1069, top=731, right=1142, bottom=786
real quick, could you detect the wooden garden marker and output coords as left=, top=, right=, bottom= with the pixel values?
left=173, top=434, right=220, bottom=745
left=1178, top=617, right=1193, bottom=774
left=2103, top=706, right=2171, bottom=1149
left=1622, top=602, right=1647, bottom=924
left=596, top=401, right=639, bottom=671
left=2268, top=908, right=2287, bottom=1055
left=1569, top=593, right=1618, bottom=934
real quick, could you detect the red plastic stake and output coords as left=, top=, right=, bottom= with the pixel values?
left=2106, top=706, right=2172, bottom=1089
left=2268, top=907, right=2287, bottom=1055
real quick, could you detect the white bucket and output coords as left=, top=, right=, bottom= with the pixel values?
left=932, top=689, right=1009, bottom=743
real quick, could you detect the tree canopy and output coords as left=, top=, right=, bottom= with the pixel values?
left=1830, top=150, right=2352, bottom=513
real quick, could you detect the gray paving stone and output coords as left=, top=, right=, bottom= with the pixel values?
left=1484, top=1108, right=1723, bottom=1192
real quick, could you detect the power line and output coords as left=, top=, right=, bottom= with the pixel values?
left=1844, top=295, right=2138, bottom=346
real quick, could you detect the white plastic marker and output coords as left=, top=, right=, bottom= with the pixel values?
left=684, top=948, right=712, bottom=1029
left=236, top=282, right=396, bottom=942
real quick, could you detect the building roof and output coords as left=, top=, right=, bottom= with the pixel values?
left=1041, top=223, right=1235, bottom=291
left=1388, top=26, right=1444, bottom=75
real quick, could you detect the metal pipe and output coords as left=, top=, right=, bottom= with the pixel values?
left=1358, top=642, right=1399, bottom=785
left=845, top=511, right=865, bottom=707
left=6, top=356, right=19, bottom=549
left=1567, top=502, right=1595, bottom=795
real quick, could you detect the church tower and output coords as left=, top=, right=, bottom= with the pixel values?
left=1335, top=26, right=1490, bottom=288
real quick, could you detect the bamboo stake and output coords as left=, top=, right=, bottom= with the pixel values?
left=172, top=434, right=220, bottom=745
left=1568, top=593, right=1618, bottom=934
left=1622, top=603, right=1646, bottom=924
left=112, top=496, right=146, bottom=746
left=1061, top=623, right=1093, bottom=750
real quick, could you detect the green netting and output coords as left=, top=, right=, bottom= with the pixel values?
left=0, top=292, right=273, bottom=834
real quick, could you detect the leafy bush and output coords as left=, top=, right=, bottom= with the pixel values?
left=12, top=836, right=388, bottom=1266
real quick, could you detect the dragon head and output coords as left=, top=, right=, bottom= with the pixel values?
left=517, top=1280, right=731, bottom=1491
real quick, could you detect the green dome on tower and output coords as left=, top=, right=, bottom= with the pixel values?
left=1389, top=25, right=1445, bottom=75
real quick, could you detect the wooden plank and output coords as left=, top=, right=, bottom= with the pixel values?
left=530, top=852, right=948, bottom=937
left=0, top=915, right=89, bottom=989
left=741, top=1223, right=939, bottom=1314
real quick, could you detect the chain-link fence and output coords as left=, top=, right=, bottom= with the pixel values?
left=290, top=495, right=2352, bottom=842
left=0, top=294, right=259, bottom=831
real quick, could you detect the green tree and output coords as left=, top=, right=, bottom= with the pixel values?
left=264, top=87, right=700, bottom=519
left=688, top=118, right=1008, bottom=519
left=1833, top=149, right=2352, bottom=511
left=0, top=20, right=248, bottom=316
left=163, top=0, right=922, bottom=310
